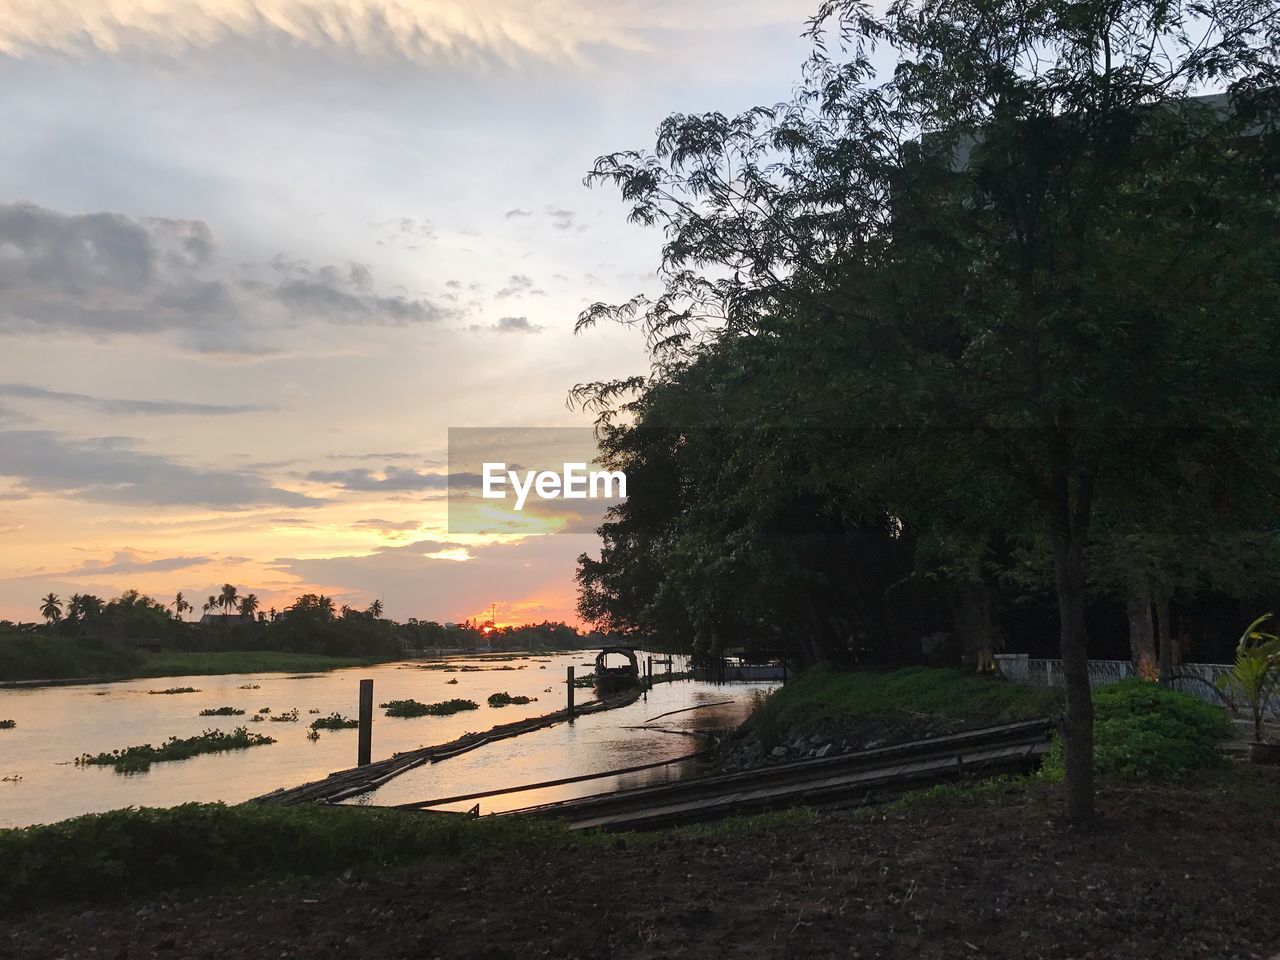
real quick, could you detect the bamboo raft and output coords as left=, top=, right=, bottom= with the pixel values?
left=498, top=717, right=1054, bottom=831
left=247, top=684, right=648, bottom=807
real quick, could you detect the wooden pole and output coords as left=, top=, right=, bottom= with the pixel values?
left=566, top=666, right=575, bottom=721
left=357, top=678, right=373, bottom=766
left=647, top=656, right=653, bottom=689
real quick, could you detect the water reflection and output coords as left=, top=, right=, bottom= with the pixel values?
left=0, top=653, right=774, bottom=828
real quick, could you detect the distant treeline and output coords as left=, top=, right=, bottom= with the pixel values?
left=5, top=585, right=608, bottom=667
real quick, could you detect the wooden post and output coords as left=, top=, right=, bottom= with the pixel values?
left=566, top=666, right=575, bottom=721
left=647, top=656, right=653, bottom=689
left=357, top=678, right=373, bottom=767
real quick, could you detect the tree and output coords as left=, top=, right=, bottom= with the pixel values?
left=218, top=584, right=239, bottom=616
left=577, top=0, right=1280, bottom=818
left=171, top=592, right=192, bottom=621
left=202, top=595, right=218, bottom=615
left=368, top=598, right=384, bottom=619
left=39, top=593, right=62, bottom=624
left=238, top=594, right=259, bottom=618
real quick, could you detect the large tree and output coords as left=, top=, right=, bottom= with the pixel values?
left=576, top=0, right=1280, bottom=818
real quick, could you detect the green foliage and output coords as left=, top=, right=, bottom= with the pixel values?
left=309, top=713, right=360, bottom=730
left=752, top=667, right=1060, bottom=736
left=75, top=728, right=276, bottom=774
left=147, top=687, right=198, bottom=695
left=0, top=719, right=14, bottom=729
left=1216, top=614, right=1280, bottom=742
left=380, top=698, right=479, bottom=718
left=1041, top=681, right=1231, bottom=780
left=267, top=709, right=300, bottom=723
left=0, top=636, right=143, bottom=683
left=0, top=803, right=569, bottom=914
left=198, top=706, right=245, bottom=717
left=487, top=692, right=535, bottom=707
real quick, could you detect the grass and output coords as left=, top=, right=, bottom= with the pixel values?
left=0, top=802, right=568, bottom=915
left=1041, top=679, right=1231, bottom=780
left=749, top=666, right=1060, bottom=747
left=487, top=692, right=536, bottom=707
left=310, top=713, right=360, bottom=730
left=75, top=727, right=276, bottom=774
left=198, top=706, right=245, bottom=716
left=0, top=641, right=388, bottom=685
left=380, top=698, right=479, bottom=718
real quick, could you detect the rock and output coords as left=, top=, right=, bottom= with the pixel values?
left=864, top=739, right=884, bottom=750
left=770, top=746, right=787, bottom=759
left=815, top=743, right=833, bottom=758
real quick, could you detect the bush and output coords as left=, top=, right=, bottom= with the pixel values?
left=487, top=692, right=535, bottom=707
left=0, top=803, right=568, bottom=914
left=309, top=713, right=359, bottom=730
left=380, top=698, right=479, bottom=718
left=75, top=728, right=276, bottom=774
left=752, top=666, right=1059, bottom=735
left=1041, top=680, right=1231, bottom=780
left=198, top=707, right=245, bottom=716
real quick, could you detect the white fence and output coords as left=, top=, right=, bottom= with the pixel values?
left=994, top=653, right=1280, bottom=716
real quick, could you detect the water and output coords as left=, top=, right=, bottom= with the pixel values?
left=0, top=652, right=774, bottom=828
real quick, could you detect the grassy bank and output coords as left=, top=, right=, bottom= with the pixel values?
left=748, top=666, right=1061, bottom=747
left=0, top=803, right=566, bottom=915
left=0, top=638, right=388, bottom=685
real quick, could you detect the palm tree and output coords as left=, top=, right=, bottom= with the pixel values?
left=238, top=594, right=259, bottom=618
left=218, top=584, right=239, bottom=615
left=67, top=593, right=86, bottom=621
left=171, top=592, right=192, bottom=621
left=203, top=595, right=218, bottom=615
left=39, top=593, right=62, bottom=624
left=368, top=598, right=384, bottom=619
left=317, top=595, right=335, bottom=621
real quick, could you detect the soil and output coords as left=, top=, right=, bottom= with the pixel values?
left=5, top=764, right=1279, bottom=960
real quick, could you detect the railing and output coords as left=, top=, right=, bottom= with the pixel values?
left=995, top=653, right=1280, bottom=717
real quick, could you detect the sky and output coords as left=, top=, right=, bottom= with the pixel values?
left=0, top=0, right=818, bottom=626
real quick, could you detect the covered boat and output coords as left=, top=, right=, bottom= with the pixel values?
left=593, top=646, right=640, bottom=694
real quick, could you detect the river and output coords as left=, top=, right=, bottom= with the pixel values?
left=0, top=652, right=775, bottom=828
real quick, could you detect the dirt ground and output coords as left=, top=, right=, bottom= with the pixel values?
left=4, top=764, right=1279, bottom=960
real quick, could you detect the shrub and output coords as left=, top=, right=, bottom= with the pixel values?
left=487, top=692, right=535, bottom=707
left=147, top=687, right=199, bottom=695
left=0, top=803, right=567, bottom=914
left=198, top=707, right=245, bottom=717
left=0, top=719, right=14, bottom=729
left=75, top=727, right=276, bottom=774
left=309, top=713, right=360, bottom=730
left=380, top=698, right=479, bottom=718
left=1041, top=680, right=1231, bottom=780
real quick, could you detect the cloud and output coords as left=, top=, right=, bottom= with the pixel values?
left=546, top=207, right=576, bottom=231
left=491, top=315, right=544, bottom=334
left=503, top=208, right=533, bottom=219
left=305, top=466, right=451, bottom=492
left=0, top=383, right=270, bottom=416
left=352, top=517, right=421, bottom=535
left=494, top=273, right=544, bottom=299
left=0, top=202, right=454, bottom=353
left=0, top=1, right=641, bottom=66
left=0, top=429, right=321, bottom=508
left=51, top=551, right=215, bottom=578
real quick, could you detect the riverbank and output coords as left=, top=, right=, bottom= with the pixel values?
left=5, top=764, right=1278, bottom=957
left=0, top=647, right=391, bottom=687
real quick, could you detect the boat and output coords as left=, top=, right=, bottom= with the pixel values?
left=593, top=647, right=640, bottom=695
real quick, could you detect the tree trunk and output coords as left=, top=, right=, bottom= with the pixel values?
left=951, top=578, right=996, bottom=672
left=1125, top=576, right=1157, bottom=680
left=1050, top=469, right=1095, bottom=822
left=1155, top=596, right=1173, bottom=686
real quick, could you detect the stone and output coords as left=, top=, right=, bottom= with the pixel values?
left=770, top=746, right=788, bottom=759
left=815, top=743, right=833, bottom=758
